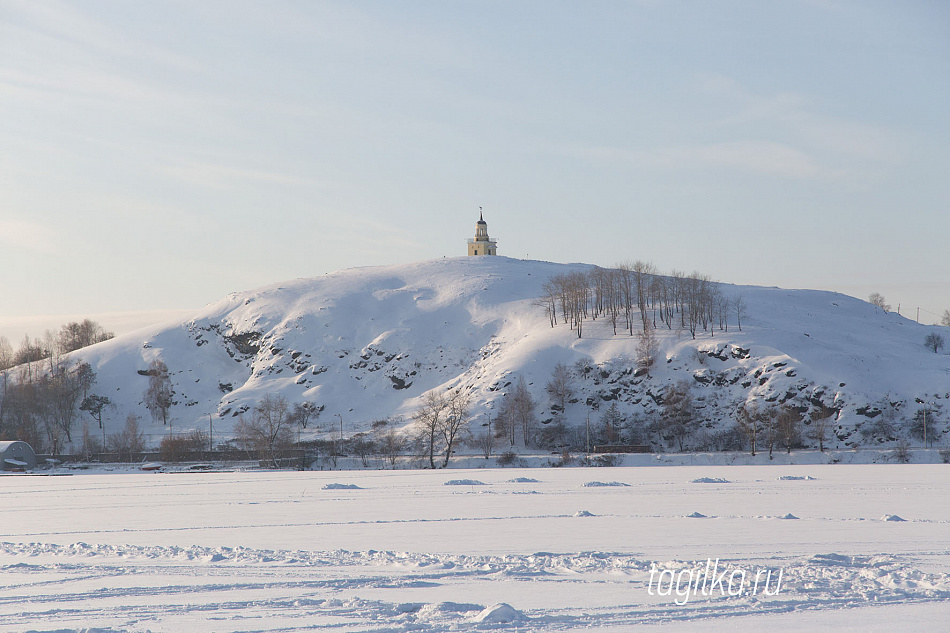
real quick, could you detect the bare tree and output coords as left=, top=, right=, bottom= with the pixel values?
left=762, top=406, right=778, bottom=458
left=289, top=401, right=320, bottom=429
left=0, top=337, right=12, bottom=371
left=42, top=329, right=59, bottom=374
left=736, top=402, right=761, bottom=456
left=439, top=389, right=471, bottom=467
left=0, top=336, right=11, bottom=435
left=734, top=295, right=747, bottom=332
left=413, top=391, right=447, bottom=468
left=109, top=413, right=146, bottom=462
left=599, top=402, right=623, bottom=444
left=545, top=362, right=574, bottom=415
left=144, top=359, right=173, bottom=425
left=371, top=418, right=406, bottom=468
left=661, top=379, right=694, bottom=451
left=942, top=310, right=950, bottom=327
left=636, top=323, right=659, bottom=371
left=910, top=405, right=937, bottom=447
left=776, top=406, right=802, bottom=453
left=809, top=407, right=834, bottom=452
left=412, top=389, right=471, bottom=468
left=78, top=422, right=102, bottom=461
left=13, top=335, right=46, bottom=381
left=566, top=271, right=590, bottom=339
left=868, top=292, right=891, bottom=312
left=536, top=281, right=559, bottom=328
left=45, top=362, right=82, bottom=444
left=509, top=375, right=537, bottom=447
left=234, top=394, right=294, bottom=467
left=58, top=319, right=114, bottom=354
left=925, top=332, right=945, bottom=353
left=469, top=412, right=496, bottom=459
left=379, top=426, right=406, bottom=468
left=632, top=260, right=655, bottom=332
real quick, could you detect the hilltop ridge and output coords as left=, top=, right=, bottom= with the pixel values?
left=65, top=256, right=950, bottom=450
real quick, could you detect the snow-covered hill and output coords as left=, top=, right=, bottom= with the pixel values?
left=71, top=256, right=950, bottom=449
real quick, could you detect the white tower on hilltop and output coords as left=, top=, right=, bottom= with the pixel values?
left=467, top=208, right=498, bottom=256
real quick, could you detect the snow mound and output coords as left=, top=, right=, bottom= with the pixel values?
left=882, top=514, right=907, bottom=522
left=574, top=510, right=595, bottom=517
left=583, top=481, right=630, bottom=487
left=779, top=513, right=800, bottom=520
left=471, top=602, right=524, bottom=623
left=691, top=477, right=731, bottom=484
left=444, top=479, right=486, bottom=486
left=417, top=601, right=483, bottom=617
left=508, top=477, right=540, bottom=483
left=25, top=629, right=127, bottom=633
left=778, top=475, right=818, bottom=481
left=809, top=553, right=855, bottom=567
left=686, top=511, right=707, bottom=518
left=322, top=483, right=362, bottom=490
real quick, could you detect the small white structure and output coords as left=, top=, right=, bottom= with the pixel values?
left=0, top=441, right=37, bottom=471
left=467, top=210, right=498, bottom=256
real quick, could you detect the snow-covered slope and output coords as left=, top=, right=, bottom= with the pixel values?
left=72, top=256, right=950, bottom=448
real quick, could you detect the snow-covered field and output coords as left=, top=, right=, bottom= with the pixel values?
left=2, top=465, right=949, bottom=632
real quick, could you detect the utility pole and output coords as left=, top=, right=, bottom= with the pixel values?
left=924, top=403, right=934, bottom=449
left=586, top=412, right=591, bottom=457
left=209, top=414, right=213, bottom=452
left=336, top=413, right=343, bottom=455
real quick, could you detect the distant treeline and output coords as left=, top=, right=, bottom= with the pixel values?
left=0, top=319, right=115, bottom=453
left=0, top=319, right=114, bottom=371
left=537, top=261, right=746, bottom=339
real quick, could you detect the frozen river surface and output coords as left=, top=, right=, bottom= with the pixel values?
left=1, top=464, right=949, bottom=631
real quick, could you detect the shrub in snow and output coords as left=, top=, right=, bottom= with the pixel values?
left=691, top=477, right=731, bottom=484
left=582, top=481, right=630, bottom=487
left=779, top=513, right=800, bottom=520
left=496, top=451, right=518, bottom=466
left=550, top=450, right=574, bottom=467
left=891, top=440, right=911, bottom=464
left=686, top=511, right=707, bottom=518
left=444, top=479, right=485, bottom=486
left=939, top=448, right=950, bottom=464
left=508, top=477, right=540, bottom=483
left=881, top=514, right=906, bottom=522
left=322, top=483, right=361, bottom=490
left=574, top=510, right=595, bottom=517
left=579, top=454, right=621, bottom=467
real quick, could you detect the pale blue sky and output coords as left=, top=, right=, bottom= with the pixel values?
left=2, top=0, right=949, bottom=339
